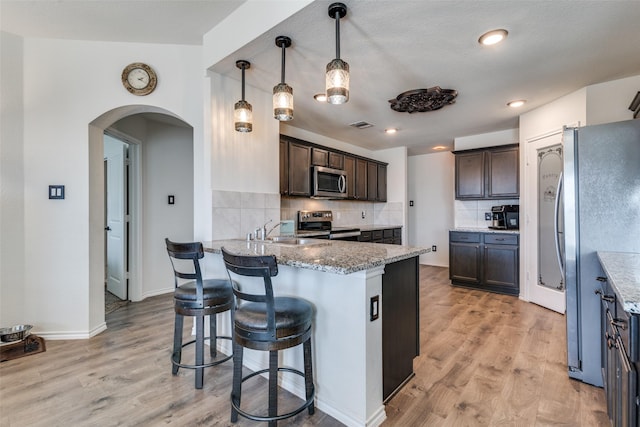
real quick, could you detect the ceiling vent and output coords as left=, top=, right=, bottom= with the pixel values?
left=349, top=121, right=374, bottom=129
left=389, top=86, right=458, bottom=113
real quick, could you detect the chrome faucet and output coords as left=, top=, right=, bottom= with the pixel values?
left=265, top=221, right=281, bottom=239
left=255, top=219, right=273, bottom=240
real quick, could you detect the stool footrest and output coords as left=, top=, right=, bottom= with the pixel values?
left=231, top=367, right=315, bottom=423
left=171, top=335, right=233, bottom=370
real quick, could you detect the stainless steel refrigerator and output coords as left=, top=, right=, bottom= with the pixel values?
left=557, top=119, right=640, bottom=387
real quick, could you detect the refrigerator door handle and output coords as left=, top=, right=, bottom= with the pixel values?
left=554, top=171, right=564, bottom=277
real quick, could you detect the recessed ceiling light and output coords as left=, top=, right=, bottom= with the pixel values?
left=384, top=128, right=397, bottom=134
left=478, top=29, right=508, bottom=46
left=432, top=145, right=447, bottom=150
left=314, top=93, right=327, bottom=102
left=507, top=99, right=526, bottom=108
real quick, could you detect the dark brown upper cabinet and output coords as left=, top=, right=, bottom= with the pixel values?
left=454, top=144, right=519, bottom=200
left=344, top=155, right=356, bottom=199
left=280, top=138, right=311, bottom=197
left=355, top=158, right=368, bottom=200
left=311, top=147, right=328, bottom=166
left=280, top=135, right=387, bottom=201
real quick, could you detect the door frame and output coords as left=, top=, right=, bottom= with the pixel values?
left=104, top=128, right=142, bottom=302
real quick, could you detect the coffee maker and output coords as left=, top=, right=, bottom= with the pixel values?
left=489, top=205, right=519, bottom=230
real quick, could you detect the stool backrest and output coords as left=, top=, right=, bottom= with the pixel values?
left=221, top=247, right=279, bottom=337
left=165, top=238, right=205, bottom=306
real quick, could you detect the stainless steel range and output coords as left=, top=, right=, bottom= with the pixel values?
left=298, top=210, right=361, bottom=241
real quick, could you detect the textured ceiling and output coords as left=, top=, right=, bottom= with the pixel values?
left=3, top=0, right=640, bottom=155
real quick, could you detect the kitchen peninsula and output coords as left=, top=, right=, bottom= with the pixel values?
left=202, top=239, right=428, bottom=427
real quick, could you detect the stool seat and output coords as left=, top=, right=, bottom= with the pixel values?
left=235, top=297, right=312, bottom=338
left=174, top=279, right=233, bottom=304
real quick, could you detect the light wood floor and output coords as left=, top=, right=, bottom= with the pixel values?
left=0, top=266, right=608, bottom=426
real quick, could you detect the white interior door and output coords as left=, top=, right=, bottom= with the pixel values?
left=105, top=135, right=127, bottom=300
left=525, top=130, right=565, bottom=313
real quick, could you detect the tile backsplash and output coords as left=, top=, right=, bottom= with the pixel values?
left=281, top=197, right=403, bottom=228
left=454, top=199, right=519, bottom=228
left=212, top=190, right=280, bottom=240
left=212, top=190, right=404, bottom=240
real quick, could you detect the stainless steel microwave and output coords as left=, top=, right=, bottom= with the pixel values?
left=312, top=166, right=347, bottom=198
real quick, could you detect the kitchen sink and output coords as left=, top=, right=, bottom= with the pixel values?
left=265, top=237, right=325, bottom=245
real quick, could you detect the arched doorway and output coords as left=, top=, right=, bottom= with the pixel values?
left=89, top=106, right=194, bottom=329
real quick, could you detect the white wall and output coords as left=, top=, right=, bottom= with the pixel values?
left=143, top=121, right=194, bottom=297
left=408, top=151, right=454, bottom=267
left=454, top=128, right=519, bottom=151
left=586, top=75, right=640, bottom=125
left=6, top=35, right=202, bottom=338
left=209, top=72, right=280, bottom=194
left=0, top=32, right=26, bottom=327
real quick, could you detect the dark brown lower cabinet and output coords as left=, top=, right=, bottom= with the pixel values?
left=382, top=256, right=419, bottom=401
left=597, top=273, right=638, bottom=427
left=449, top=231, right=519, bottom=296
left=358, top=227, right=402, bottom=245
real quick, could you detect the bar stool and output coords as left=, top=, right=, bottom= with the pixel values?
left=221, top=247, right=315, bottom=426
left=165, top=238, right=233, bottom=389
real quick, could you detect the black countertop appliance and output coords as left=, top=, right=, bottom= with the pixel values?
left=489, top=205, right=519, bottom=230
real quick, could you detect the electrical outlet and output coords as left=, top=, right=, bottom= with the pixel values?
left=485, top=212, right=491, bottom=220
left=432, top=245, right=437, bottom=252
left=370, top=295, right=379, bottom=321
left=361, top=211, right=366, bottom=219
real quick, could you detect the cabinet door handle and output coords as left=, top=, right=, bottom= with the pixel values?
left=595, top=289, right=615, bottom=303
left=495, top=238, right=505, bottom=241
left=596, top=276, right=607, bottom=282
left=612, top=319, right=627, bottom=330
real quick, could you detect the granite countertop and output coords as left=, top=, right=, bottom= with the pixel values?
left=451, top=227, right=520, bottom=234
left=204, top=239, right=428, bottom=275
left=597, top=252, right=640, bottom=314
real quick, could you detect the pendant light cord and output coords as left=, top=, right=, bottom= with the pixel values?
left=241, top=66, right=246, bottom=101
left=335, top=10, right=341, bottom=59
left=281, top=44, right=286, bottom=84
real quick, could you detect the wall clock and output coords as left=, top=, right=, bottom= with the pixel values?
left=121, top=62, right=157, bottom=96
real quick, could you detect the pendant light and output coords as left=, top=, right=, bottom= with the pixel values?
left=326, top=2, right=349, bottom=105
left=273, top=36, right=294, bottom=121
left=234, top=60, right=252, bottom=133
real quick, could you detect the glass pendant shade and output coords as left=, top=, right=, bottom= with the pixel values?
left=273, top=83, right=293, bottom=121
left=234, top=100, right=253, bottom=132
left=326, top=58, right=349, bottom=104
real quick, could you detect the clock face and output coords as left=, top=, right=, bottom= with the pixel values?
left=122, top=63, right=157, bottom=95
left=127, top=68, right=150, bottom=89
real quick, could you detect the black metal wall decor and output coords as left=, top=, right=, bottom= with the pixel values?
left=389, top=86, right=458, bottom=113
left=629, top=91, right=640, bottom=119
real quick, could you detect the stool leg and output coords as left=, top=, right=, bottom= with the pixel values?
left=268, top=350, right=278, bottom=427
left=172, top=313, right=183, bottom=375
left=195, top=314, right=205, bottom=389
left=209, top=314, right=217, bottom=358
left=303, top=338, right=315, bottom=415
left=230, top=341, right=243, bottom=423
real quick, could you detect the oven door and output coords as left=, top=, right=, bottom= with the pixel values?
left=313, top=166, right=347, bottom=198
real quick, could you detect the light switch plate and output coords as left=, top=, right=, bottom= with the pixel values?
left=49, top=185, right=65, bottom=199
